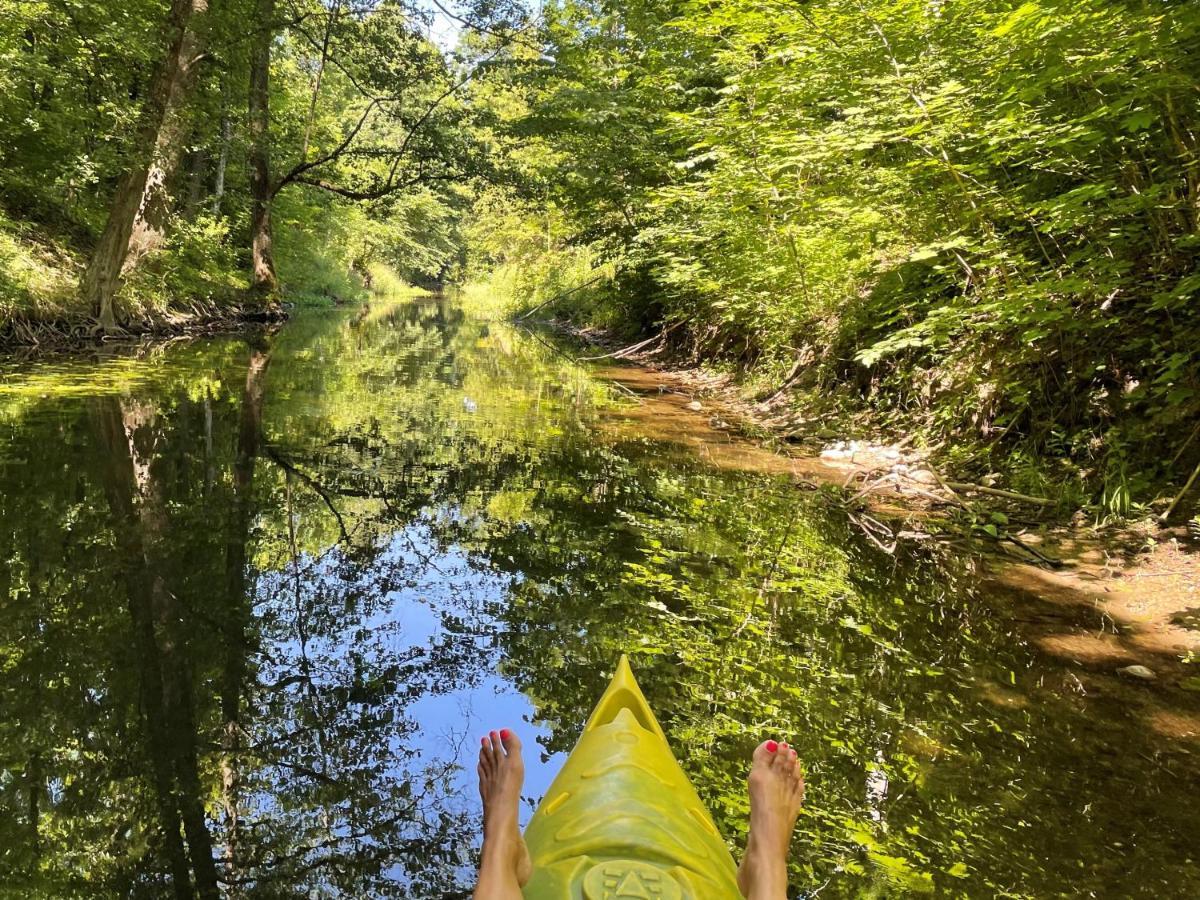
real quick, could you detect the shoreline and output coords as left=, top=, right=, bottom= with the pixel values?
left=0, top=301, right=289, bottom=352
left=538, top=318, right=1200, bottom=704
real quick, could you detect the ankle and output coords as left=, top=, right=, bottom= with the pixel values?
left=741, top=840, right=788, bottom=894
left=481, top=829, right=515, bottom=859
left=745, top=826, right=787, bottom=860
left=482, top=816, right=509, bottom=840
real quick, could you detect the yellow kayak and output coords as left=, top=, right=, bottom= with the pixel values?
left=522, top=655, right=741, bottom=899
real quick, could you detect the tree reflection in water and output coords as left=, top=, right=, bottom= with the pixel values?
left=0, top=299, right=1197, bottom=898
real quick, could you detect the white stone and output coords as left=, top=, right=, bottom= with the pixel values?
left=1116, top=665, right=1156, bottom=681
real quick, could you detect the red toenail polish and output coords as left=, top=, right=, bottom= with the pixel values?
left=500, top=729, right=512, bottom=740
left=481, top=737, right=487, bottom=747
left=765, top=740, right=778, bottom=752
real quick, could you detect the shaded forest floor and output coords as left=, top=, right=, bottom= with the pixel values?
left=549, top=321, right=1200, bottom=714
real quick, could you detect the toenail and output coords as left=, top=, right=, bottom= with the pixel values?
left=481, top=737, right=488, bottom=747
left=765, top=740, right=778, bottom=753
left=500, top=728, right=512, bottom=740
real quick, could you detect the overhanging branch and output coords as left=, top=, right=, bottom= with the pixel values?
left=295, top=168, right=474, bottom=201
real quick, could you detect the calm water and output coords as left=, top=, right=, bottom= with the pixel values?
left=0, top=299, right=1196, bottom=898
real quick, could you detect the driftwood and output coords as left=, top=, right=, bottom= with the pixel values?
left=1002, top=532, right=1063, bottom=567
left=1170, top=421, right=1200, bottom=467
left=944, top=481, right=1053, bottom=506
left=759, top=351, right=809, bottom=404
left=576, top=319, right=688, bottom=362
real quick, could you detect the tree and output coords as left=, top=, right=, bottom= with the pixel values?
left=80, top=0, right=210, bottom=331
left=248, top=0, right=279, bottom=296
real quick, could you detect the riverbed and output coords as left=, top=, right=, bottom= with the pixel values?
left=0, top=298, right=1196, bottom=897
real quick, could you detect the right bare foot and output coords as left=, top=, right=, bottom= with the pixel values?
left=737, top=739, right=804, bottom=900
left=476, top=729, right=532, bottom=893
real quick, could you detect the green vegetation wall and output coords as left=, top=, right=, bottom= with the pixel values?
left=474, top=0, right=1200, bottom=505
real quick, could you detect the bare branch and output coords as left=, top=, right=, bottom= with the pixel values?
left=275, top=12, right=533, bottom=202
left=274, top=97, right=385, bottom=195
left=295, top=168, right=474, bottom=201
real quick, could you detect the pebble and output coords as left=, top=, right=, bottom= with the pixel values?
left=1116, top=665, right=1156, bottom=681
left=686, top=400, right=703, bottom=411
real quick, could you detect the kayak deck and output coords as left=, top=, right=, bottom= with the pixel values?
left=522, top=655, right=741, bottom=899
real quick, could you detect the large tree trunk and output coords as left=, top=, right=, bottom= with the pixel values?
left=248, top=0, right=279, bottom=298
left=80, top=0, right=208, bottom=331
left=123, top=402, right=221, bottom=900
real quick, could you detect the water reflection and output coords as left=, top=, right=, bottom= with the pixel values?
left=0, top=299, right=1196, bottom=898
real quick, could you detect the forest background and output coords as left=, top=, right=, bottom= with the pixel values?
left=1, top=0, right=1198, bottom=516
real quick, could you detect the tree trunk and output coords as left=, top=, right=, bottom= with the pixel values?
left=92, top=399, right=193, bottom=900
left=211, top=75, right=232, bottom=215
left=27, top=751, right=40, bottom=858
left=300, top=0, right=339, bottom=163
left=220, top=345, right=269, bottom=892
left=94, top=399, right=223, bottom=900
left=181, top=146, right=211, bottom=219
left=119, top=402, right=220, bottom=900
left=80, top=0, right=208, bottom=331
left=248, top=0, right=279, bottom=298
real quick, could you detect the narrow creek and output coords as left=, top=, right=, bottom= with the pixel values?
left=0, top=297, right=1196, bottom=897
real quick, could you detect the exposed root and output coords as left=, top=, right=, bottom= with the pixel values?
left=0, top=301, right=287, bottom=352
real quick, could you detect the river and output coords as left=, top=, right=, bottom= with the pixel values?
left=0, top=298, right=1196, bottom=897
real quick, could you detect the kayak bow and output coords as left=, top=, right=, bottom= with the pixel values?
left=522, top=655, right=741, bottom=899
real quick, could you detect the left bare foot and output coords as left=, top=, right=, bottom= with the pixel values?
left=477, top=729, right=532, bottom=891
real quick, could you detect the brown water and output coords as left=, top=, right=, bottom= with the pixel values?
left=0, top=297, right=1196, bottom=898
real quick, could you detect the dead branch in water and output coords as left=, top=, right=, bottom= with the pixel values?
left=577, top=319, right=688, bottom=362
left=848, top=511, right=897, bottom=554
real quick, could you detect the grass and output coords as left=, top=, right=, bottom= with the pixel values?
left=0, top=211, right=79, bottom=321
left=366, top=261, right=430, bottom=299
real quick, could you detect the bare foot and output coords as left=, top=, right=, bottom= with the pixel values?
left=475, top=729, right=532, bottom=898
left=737, top=739, right=804, bottom=900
